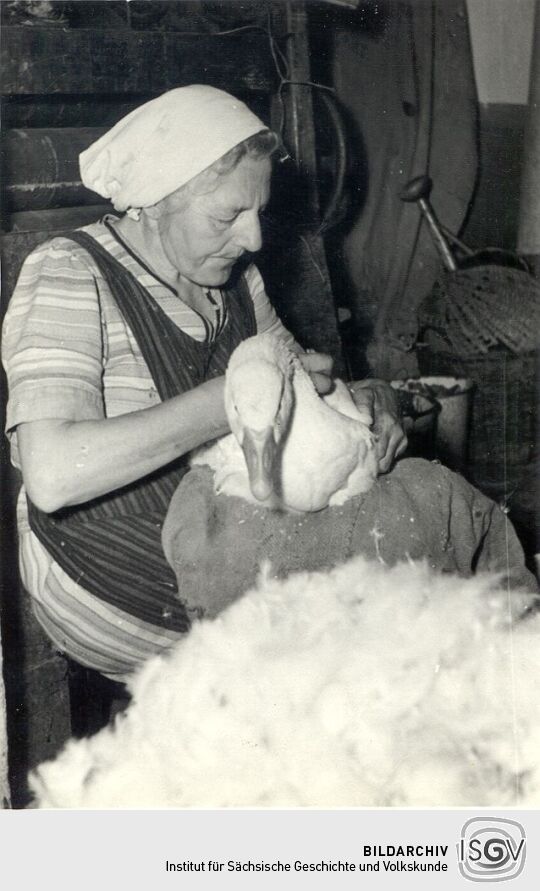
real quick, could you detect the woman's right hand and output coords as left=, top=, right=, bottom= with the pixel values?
left=17, top=376, right=230, bottom=513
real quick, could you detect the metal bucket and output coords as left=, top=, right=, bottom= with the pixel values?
left=391, top=385, right=440, bottom=460
left=392, top=377, right=474, bottom=469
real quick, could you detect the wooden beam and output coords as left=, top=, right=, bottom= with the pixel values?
left=2, top=96, right=152, bottom=130
left=281, top=4, right=322, bottom=198
left=1, top=26, right=275, bottom=96
left=3, top=128, right=107, bottom=212
left=6, top=205, right=113, bottom=234
left=261, top=1, right=343, bottom=370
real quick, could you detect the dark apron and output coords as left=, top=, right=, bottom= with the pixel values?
left=26, top=230, right=256, bottom=630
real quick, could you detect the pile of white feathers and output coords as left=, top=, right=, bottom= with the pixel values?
left=30, top=557, right=539, bottom=808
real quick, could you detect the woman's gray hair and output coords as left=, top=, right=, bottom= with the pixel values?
left=212, top=129, right=281, bottom=174
left=141, top=130, right=280, bottom=217
left=180, top=129, right=281, bottom=199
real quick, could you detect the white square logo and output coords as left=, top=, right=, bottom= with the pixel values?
left=458, top=817, right=526, bottom=882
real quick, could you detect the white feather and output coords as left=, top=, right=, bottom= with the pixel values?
left=29, top=558, right=539, bottom=808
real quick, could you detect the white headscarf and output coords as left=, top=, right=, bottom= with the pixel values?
left=79, top=85, right=267, bottom=213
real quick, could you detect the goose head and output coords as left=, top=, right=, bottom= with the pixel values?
left=224, top=335, right=295, bottom=502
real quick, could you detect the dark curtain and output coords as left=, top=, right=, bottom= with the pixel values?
left=330, top=0, right=478, bottom=378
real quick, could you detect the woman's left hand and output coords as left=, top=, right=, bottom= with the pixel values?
left=349, top=379, right=407, bottom=473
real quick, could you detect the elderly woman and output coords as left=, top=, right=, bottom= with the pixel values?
left=2, top=86, right=406, bottom=680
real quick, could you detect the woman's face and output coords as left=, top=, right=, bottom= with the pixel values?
left=155, top=154, right=272, bottom=287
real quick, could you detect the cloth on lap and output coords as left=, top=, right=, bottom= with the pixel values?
left=162, top=458, right=538, bottom=620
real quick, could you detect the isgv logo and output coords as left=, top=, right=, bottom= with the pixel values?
left=458, top=817, right=526, bottom=882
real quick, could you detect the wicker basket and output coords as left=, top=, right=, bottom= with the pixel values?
left=418, top=347, right=538, bottom=494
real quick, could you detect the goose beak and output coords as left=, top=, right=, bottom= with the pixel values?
left=241, top=426, right=277, bottom=502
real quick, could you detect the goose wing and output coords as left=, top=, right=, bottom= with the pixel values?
left=278, top=370, right=377, bottom=512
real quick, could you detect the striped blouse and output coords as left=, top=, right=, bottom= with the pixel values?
left=2, top=217, right=295, bottom=679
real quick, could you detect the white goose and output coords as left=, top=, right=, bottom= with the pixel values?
left=192, top=333, right=378, bottom=512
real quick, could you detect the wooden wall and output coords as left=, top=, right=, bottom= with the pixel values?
left=463, top=0, right=532, bottom=250
left=466, top=0, right=534, bottom=105
left=464, top=104, right=527, bottom=251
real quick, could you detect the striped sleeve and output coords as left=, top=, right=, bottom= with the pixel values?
left=2, top=238, right=106, bottom=435
left=244, top=263, right=297, bottom=349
